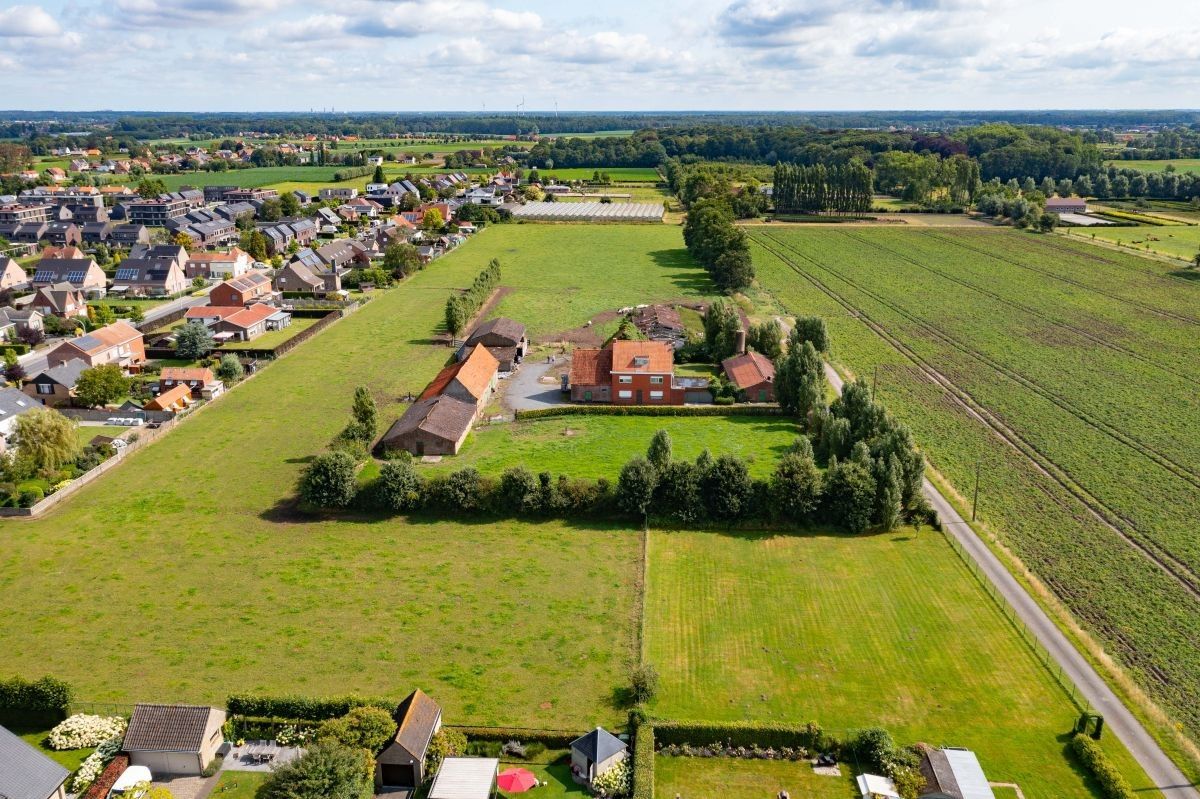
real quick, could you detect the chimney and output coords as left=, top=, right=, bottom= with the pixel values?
left=735, top=328, right=747, bottom=355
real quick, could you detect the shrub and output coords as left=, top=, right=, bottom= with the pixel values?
left=631, top=664, right=659, bottom=705
left=700, top=455, right=752, bottom=520
left=652, top=720, right=826, bottom=751
left=617, top=457, right=657, bottom=520
left=299, top=452, right=358, bottom=508
left=317, top=706, right=396, bottom=753
left=425, top=728, right=467, bottom=779
left=376, top=459, right=422, bottom=512
left=48, top=714, right=127, bottom=750
left=591, top=758, right=631, bottom=798
left=82, top=755, right=128, bottom=799
left=71, top=738, right=123, bottom=793
left=258, top=742, right=374, bottom=799
left=501, top=740, right=527, bottom=758
left=499, top=466, right=540, bottom=513
left=0, top=675, right=73, bottom=722
left=846, top=727, right=896, bottom=773
left=631, top=725, right=655, bottom=799
left=226, top=694, right=393, bottom=721
left=1071, top=734, right=1136, bottom=799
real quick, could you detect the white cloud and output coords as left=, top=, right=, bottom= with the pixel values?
left=346, top=0, right=541, bottom=38
left=110, top=0, right=292, bottom=28
left=0, top=5, right=61, bottom=37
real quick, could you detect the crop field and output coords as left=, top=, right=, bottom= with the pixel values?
left=1077, top=223, right=1200, bottom=261
left=124, top=166, right=352, bottom=190
left=1105, top=158, right=1200, bottom=173
left=746, top=226, right=1200, bottom=751
left=536, top=167, right=661, bottom=182
left=0, top=227, right=697, bottom=728
left=423, top=415, right=799, bottom=480
left=655, top=756, right=858, bottom=799
left=646, top=528, right=1153, bottom=798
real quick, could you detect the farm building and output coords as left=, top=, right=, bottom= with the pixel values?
left=377, top=395, right=477, bottom=457
left=420, top=344, right=499, bottom=409
left=122, top=703, right=226, bottom=776
left=917, top=746, right=996, bottom=799
left=570, top=727, right=627, bottom=784
left=462, top=317, right=528, bottom=371
left=376, top=689, right=443, bottom=789
left=510, top=201, right=663, bottom=222
left=722, top=351, right=776, bottom=402
left=631, top=304, right=686, bottom=347
left=1045, top=196, right=1087, bottom=214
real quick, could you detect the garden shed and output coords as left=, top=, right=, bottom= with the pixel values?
left=427, top=757, right=498, bottom=799
left=570, top=727, right=627, bottom=783
left=375, top=689, right=443, bottom=789
left=122, top=704, right=226, bottom=775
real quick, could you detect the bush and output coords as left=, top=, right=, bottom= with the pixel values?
left=375, top=459, right=421, bottom=512
left=81, top=755, right=129, bottom=799
left=426, top=728, right=467, bottom=779
left=591, top=758, right=631, bottom=798
left=72, top=738, right=123, bottom=793
left=631, top=664, right=659, bottom=705
left=48, top=714, right=127, bottom=750
left=1071, top=734, right=1136, bottom=799
left=299, top=452, right=359, bottom=508
left=0, top=675, right=73, bottom=723
left=258, top=742, right=374, bottom=799
left=317, top=706, right=396, bottom=753
left=652, top=720, right=827, bottom=752
left=226, top=694, right=393, bottom=721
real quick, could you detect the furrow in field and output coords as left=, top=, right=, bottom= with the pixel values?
left=836, top=229, right=1200, bottom=389
left=763, top=231, right=1200, bottom=495
left=753, top=229, right=1200, bottom=597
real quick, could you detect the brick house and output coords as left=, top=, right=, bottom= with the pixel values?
left=209, top=271, right=275, bottom=306
left=569, top=339, right=686, bottom=405
left=46, top=320, right=145, bottom=372
left=722, top=351, right=776, bottom=402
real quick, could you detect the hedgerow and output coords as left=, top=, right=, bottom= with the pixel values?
left=226, top=693, right=393, bottom=721
left=631, top=725, right=655, bottom=799
left=0, top=675, right=73, bottom=723
left=514, top=405, right=783, bottom=420
left=1070, top=734, right=1136, bottom=799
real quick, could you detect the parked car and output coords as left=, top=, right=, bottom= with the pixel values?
left=108, top=766, right=153, bottom=799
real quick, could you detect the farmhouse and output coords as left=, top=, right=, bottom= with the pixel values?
left=0, top=723, right=69, bottom=799
left=722, top=351, right=776, bottom=402
left=377, top=395, right=477, bottom=456
left=24, top=359, right=88, bottom=407
left=1045, top=196, right=1087, bottom=214
left=420, top=344, right=499, bottom=409
left=122, top=703, right=226, bottom=776
left=570, top=727, right=627, bottom=784
left=46, top=320, right=145, bottom=372
left=462, top=317, right=528, bottom=371
left=569, top=339, right=690, bottom=405
left=375, top=689, right=443, bottom=789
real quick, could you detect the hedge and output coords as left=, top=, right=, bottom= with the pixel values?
left=0, top=675, right=73, bottom=724
left=451, top=726, right=579, bottom=748
left=226, top=693, right=393, bottom=721
left=651, top=719, right=826, bottom=751
left=631, top=724, right=655, bottom=799
left=0, top=343, right=32, bottom=356
left=1070, top=734, right=1136, bottom=799
left=514, top=405, right=783, bottom=420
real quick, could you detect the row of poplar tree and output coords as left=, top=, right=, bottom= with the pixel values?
left=772, top=161, right=874, bottom=215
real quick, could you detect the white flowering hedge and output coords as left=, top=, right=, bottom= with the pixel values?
left=71, top=738, right=122, bottom=793
left=48, top=714, right=128, bottom=750
left=591, top=759, right=631, bottom=798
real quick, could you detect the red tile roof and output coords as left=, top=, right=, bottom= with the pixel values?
left=223, top=303, right=278, bottom=329
left=144, top=383, right=192, bottom=411
left=722, top=351, right=775, bottom=390
left=160, top=367, right=214, bottom=384
left=418, top=344, right=498, bottom=401
left=610, top=339, right=674, bottom=374
left=568, top=347, right=613, bottom=386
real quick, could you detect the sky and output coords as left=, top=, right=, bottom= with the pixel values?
left=0, top=0, right=1197, bottom=111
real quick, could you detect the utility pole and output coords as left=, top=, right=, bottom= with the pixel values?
left=971, top=458, right=982, bottom=522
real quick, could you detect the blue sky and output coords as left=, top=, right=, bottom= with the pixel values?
left=0, top=0, right=1196, bottom=111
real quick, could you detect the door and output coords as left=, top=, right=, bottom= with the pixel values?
left=416, top=440, right=425, bottom=456
left=381, top=763, right=416, bottom=787
left=636, top=390, right=643, bottom=403
left=758, top=389, right=768, bottom=402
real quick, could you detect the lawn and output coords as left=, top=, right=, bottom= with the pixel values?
left=221, top=315, right=322, bottom=350
left=75, top=425, right=127, bottom=448
left=211, top=770, right=269, bottom=799
left=422, top=415, right=800, bottom=480
left=1075, top=223, right=1200, bottom=261
left=497, top=761, right=586, bottom=799
left=13, top=723, right=94, bottom=773
left=0, top=225, right=711, bottom=728
left=747, top=226, right=1200, bottom=762
left=537, top=167, right=661, bottom=183
left=1105, top=158, right=1200, bottom=173
left=645, top=528, right=1151, bottom=798
left=655, top=755, right=858, bottom=799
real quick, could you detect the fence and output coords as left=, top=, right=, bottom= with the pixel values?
left=940, top=526, right=1091, bottom=714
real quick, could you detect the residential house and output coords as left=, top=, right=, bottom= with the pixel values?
left=0, top=256, right=29, bottom=290
left=127, top=196, right=189, bottom=226
left=316, top=206, right=342, bottom=227
left=288, top=218, right=318, bottom=246
left=213, top=202, right=256, bottom=223
left=159, top=366, right=223, bottom=400
left=0, top=723, right=70, bottom=799
left=375, top=689, right=444, bottom=789
left=292, top=190, right=311, bottom=206
left=319, top=187, right=358, bottom=201
left=366, top=155, right=385, bottom=166
left=31, top=282, right=87, bottom=319
left=185, top=303, right=290, bottom=342
left=30, top=257, right=107, bottom=296
left=144, top=383, right=193, bottom=412
left=462, top=317, right=527, bottom=371
left=419, top=344, right=499, bottom=410
left=10, top=222, right=50, bottom=246
left=274, top=259, right=342, bottom=296
left=569, top=339, right=693, bottom=405
left=46, top=320, right=145, bottom=372
left=43, top=222, right=82, bottom=247
left=111, top=258, right=188, bottom=297
left=80, top=221, right=115, bottom=245
left=570, top=728, right=627, bottom=784
left=122, top=704, right=227, bottom=775
left=39, top=245, right=86, bottom=261
left=209, top=271, right=275, bottom=306
left=0, top=387, right=38, bottom=452
left=722, top=351, right=776, bottom=402
left=184, top=248, right=253, bottom=280
left=0, top=307, right=43, bottom=335
left=110, top=224, right=150, bottom=247
left=175, top=218, right=237, bottom=248
left=129, top=244, right=188, bottom=265
left=24, top=358, right=87, bottom=407
left=466, top=187, right=501, bottom=206
left=316, top=239, right=370, bottom=270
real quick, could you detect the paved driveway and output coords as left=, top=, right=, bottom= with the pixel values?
left=503, top=359, right=568, bottom=413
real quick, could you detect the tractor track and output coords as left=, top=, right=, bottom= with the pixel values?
left=835, top=229, right=1200, bottom=390
left=751, top=229, right=1200, bottom=601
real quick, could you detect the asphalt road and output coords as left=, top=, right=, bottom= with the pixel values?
left=823, top=363, right=1198, bottom=798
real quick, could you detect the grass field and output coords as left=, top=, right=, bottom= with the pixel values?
left=221, top=316, right=322, bottom=350
left=536, top=167, right=661, bottom=183
left=424, top=415, right=799, bottom=480
left=746, top=226, right=1200, bottom=754
left=646, top=528, right=1151, bottom=798
left=1105, top=158, right=1200, bottom=173
left=1075, top=223, right=1200, bottom=260
left=655, top=755, right=857, bottom=799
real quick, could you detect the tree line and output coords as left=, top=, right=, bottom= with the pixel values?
left=772, top=161, right=874, bottom=214
left=682, top=199, right=755, bottom=292
left=444, top=259, right=501, bottom=337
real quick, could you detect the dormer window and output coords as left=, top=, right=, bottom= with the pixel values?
left=633, top=356, right=649, bottom=367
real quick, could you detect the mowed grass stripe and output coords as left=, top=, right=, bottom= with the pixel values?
left=645, top=529, right=1154, bottom=798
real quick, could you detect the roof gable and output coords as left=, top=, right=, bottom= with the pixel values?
left=570, top=727, right=626, bottom=763
left=389, top=689, right=442, bottom=759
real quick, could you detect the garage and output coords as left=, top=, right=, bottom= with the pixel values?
left=129, top=751, right=200, bottom=776
left=122, top=704, right=227, bottom=777
left=380, top=763, right=416, bottom=787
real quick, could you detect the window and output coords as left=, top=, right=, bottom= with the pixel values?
left=618, top=390, right=633, bottom=399
left=618, top=375, right=632, bottom=384
left=649, top=390, right=664, bottom=400
left=37, top=383, right=53, bottom=394
left=650, top=375, right=663, bottom=385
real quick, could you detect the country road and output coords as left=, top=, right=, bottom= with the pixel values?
left=823, top=362, right=1198, bottom=799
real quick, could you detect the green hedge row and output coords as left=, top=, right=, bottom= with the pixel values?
left=652, top=719, right=826, bottom=750
left=226, top=693, right=393, bottom=721
left=631, top=724, right=655, bottom=799
left=1070, top=734, right=1136, bottom=799
left=514, top=405, right=782, bottom=420
left=0, top=675, right=73, bottom=724
left=1, top=343, right=32, bottom=356
left=451, top=726, right=579, bottom=748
